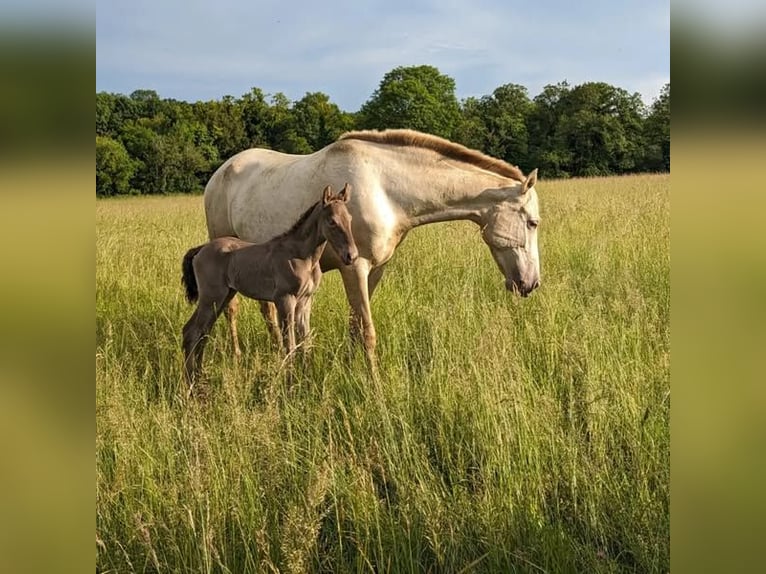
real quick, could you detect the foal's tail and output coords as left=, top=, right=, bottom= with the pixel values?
left=181, top=245, right=205, bottom=303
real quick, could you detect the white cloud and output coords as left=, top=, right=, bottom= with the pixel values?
left=97, top=0, right=669, bottom=109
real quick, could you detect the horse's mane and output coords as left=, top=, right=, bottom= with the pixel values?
left=339, top=129, right=525, bottom=182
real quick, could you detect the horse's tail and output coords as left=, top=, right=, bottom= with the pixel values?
left=181, top=245, right=205, bottom=303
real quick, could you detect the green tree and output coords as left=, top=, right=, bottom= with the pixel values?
left=642, top=83, right=670, bottom=171
left=454, top=96, right=486, bottom=151
left=292, top=91, right=354, bottom=151
left=193, top=95, right=249, bottom=160
left=129, top=89, right=161, bottom=118
left=528, top=82, right=573, bottom=177
left=119, top=117, right=162, bottom=193
left=556, top=82, right=646, bottom=176
left=157, top=120, right=219, bottom=194
left=96, top=92, right=140, bottom=138
left=457, top=84, right=532, bottom=169
left=240, top=88, right=272, bottom=148
left=119, top=116, right=217, bottom=194
left=96, top=92, right=114, bottom=136
left=527, top=81, right=647, bottom=177
left=359, top=65, right=462, bottom=138
left=96, top=136, right=135, bottom=196
left=264, top=92, right=311, bottom=154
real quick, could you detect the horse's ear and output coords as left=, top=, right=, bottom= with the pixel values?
left=322, top=185, right=333, bottom=205
left=338, top=182, right=351, bottom=202
left=522, top=168, right=538, bottom=194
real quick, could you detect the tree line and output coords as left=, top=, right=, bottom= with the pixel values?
left=96, top=65, right=669, bottom=196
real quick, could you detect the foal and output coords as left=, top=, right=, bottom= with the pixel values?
left=181, top=183, right=358, bottom=383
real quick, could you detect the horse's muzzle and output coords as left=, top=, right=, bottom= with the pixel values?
left=506, top=279, right=540, bottom=297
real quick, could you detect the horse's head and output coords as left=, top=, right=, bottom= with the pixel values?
left=481, top=169, right=541, bottom=297
left=320, top=183, right=359, bottom=266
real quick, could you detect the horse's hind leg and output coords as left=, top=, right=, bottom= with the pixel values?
left=182, top=308, right=202, bottom=384
left=223, top=295, right=242, bottom=358
left=183, top=290, right=235, bottom=386
left=259, top=301, right=282, bottom=350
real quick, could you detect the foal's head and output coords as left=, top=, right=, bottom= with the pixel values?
left=320, top=183, right=358, bottom=266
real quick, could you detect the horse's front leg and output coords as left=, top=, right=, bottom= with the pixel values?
left=295, top=296, right=314, bottom=351
left=339, top=258, right=378, bottom=376
left=275, top=295, right=297, bottom=357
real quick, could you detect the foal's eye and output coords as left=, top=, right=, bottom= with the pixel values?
left=527, top=220, right=539, bottom=230
left=329, top=219, right=338, bottom=227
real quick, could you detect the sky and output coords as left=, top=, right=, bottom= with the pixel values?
left=96, top=0, right=670, bottom=110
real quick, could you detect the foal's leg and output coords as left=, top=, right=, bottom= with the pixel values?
left=259, top=301, right=282, bottom=349
left=295, top=296, right=314, bottom=350
left=275, top=295, right=297, bottom=356
left=183, top=290, right=235, bottom=385
left=183, top=304, right=218, bottom=385
left=223, top=295, right=242, bottom=358
left=182, top=308, right=202, bottom=384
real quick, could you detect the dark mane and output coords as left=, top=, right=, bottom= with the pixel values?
left=272, top=200, right=322, bottom=241
left=338, top=128, right=526, bottom=182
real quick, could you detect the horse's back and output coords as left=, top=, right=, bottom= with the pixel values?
left=203, top=139, right=397, bottom=265
left=208, top=236, right=252, bottom=254
left=204, top=147, right=329, bottom=242
left=205, top=148, right=296, bottom=239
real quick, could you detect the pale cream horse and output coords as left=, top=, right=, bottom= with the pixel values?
left=204, top=129, right=541, bottom=368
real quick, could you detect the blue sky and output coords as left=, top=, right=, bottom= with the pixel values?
left=96, top=0, right=670, bottom=110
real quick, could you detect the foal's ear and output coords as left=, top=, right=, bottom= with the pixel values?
left=521, top=168, right=538, bottom=194
left=322, top=185, right=333, bottom=205
left=338, top=182, right=351, bottom=202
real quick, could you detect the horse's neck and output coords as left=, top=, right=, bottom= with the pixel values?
left=283, top=206, right=325, bottom=260
left=383, top=158, right=513, bottom=229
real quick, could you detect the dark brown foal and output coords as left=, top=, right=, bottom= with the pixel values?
left=181, top=184, right=357, bottom=384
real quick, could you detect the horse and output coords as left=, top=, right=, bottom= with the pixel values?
left=204, top=129, right=541, bottom=369
left=181, top=183, right=358, bottom=383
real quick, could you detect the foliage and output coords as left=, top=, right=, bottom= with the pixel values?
left=96, top=174, right=670, bottom=572
left=643, top=84, right=671, bottom=171
left=528, top=82, right=651, bottom=177
left=358, top=65, right=462, bottom=139
left=193, top=95, right=249, bottom=162
left=96, top=135, right=135, bottom=196
left=95, top=70, right=669, bottom=196
left=292, top=91, right=355, bottom=151
left=456, top=84, right=533, bottom=171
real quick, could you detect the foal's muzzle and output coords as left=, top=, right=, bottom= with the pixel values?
left=342, top=249, right=358, bottom=266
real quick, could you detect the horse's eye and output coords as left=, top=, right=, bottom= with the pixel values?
left=329, top=219, right=338, bottom=227
left=527, top=220, right=539, bottom=230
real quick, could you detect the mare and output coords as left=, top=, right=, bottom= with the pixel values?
left=204, top=129, right=541, bottom=369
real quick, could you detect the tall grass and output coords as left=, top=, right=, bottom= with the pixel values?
left=96, top=174, right=669, bottom=573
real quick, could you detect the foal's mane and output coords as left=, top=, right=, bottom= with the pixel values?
left=273, top=200, right=322, bottom=240
left=273, top=196, right=343, bottom=241
left=339, top=129, right=525, bottom=182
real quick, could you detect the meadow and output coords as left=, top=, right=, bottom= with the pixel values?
left=96, top=174, right=669, bottom=573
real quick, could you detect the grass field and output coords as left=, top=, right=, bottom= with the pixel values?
left=96, top=174, right=669, bottom=573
